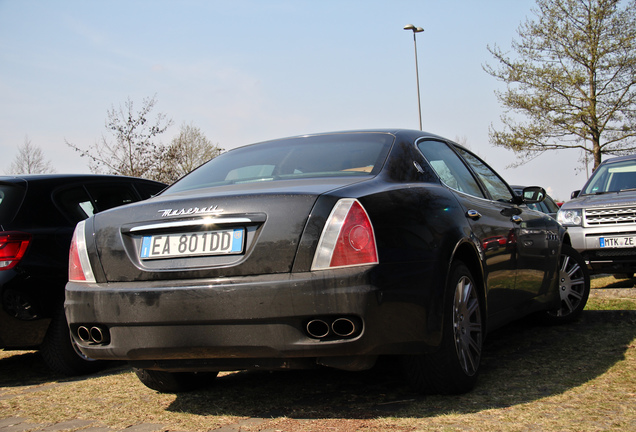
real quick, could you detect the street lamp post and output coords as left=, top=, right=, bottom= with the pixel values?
left=404, top=24, right=424, bottom=130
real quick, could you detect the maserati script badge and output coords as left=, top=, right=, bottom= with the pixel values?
left=158, top=205, right=224, bottom=217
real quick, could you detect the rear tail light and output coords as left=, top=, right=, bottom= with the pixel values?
left=69, top=220, right=96, bottom=283
left=311, top=198, right=379, bottom=270
left=0, top=231, right=32, bottom=270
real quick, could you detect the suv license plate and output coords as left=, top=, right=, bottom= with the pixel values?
left=599, top=236, right=636, bottom=248
left=140, top=228, right=244, bottom=259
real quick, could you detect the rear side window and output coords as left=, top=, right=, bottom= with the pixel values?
left=54, top=182, right=151, bottom=224
left=55, top=187, right=95, bottom=222
left=165, top=133, right=394, bottom=194
left=85, top=184, right=138, bottom=212
left=0, top=183, right=26, bottom=224
left=134, top=182, right=165, bottom=199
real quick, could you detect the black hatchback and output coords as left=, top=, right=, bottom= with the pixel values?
left=0, top=174, right=166, bottom=375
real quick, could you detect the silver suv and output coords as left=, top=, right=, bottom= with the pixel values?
left=558, top=154, right=636, bottom=276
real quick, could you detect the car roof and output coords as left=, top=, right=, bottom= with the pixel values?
left=599, top=154, right=636, bottom=165
left=223, top=129, right=454, bottom=152
left=0, top=173, right=164, bottom=185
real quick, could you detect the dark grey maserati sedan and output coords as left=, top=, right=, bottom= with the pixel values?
left=65, top=129, right=587, bottom=394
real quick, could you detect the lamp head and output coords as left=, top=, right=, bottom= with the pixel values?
left=403, top=24, right=424, bottom=33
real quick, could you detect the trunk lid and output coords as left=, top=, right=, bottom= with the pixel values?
left=91, top=178, right=366, bottom=282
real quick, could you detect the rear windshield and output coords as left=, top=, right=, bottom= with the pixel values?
left=582, top=159, right=636, bottom=194
left=0, top=183, right=26, bottom=224
left=164, top=133, right=394, bottom=194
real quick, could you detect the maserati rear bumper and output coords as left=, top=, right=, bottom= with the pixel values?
left=65, top=263, right=443, bottom=371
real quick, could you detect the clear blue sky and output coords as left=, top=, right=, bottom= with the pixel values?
left=0, top=0, right=592, bottom=200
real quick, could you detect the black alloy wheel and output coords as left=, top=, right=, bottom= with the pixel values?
left=40, top=307, right=107, bottom=376
left=544, top=244, right=590, bottom=324
left=402, top=261, right=483, bottom=394
left=452, top=269, right=483, bottom=377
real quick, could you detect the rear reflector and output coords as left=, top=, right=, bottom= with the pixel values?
left=311, top=198, right=378, bottom=270
left=69, top=220, right=96, bottom=283
left=0, top=231, right=32, bottom=270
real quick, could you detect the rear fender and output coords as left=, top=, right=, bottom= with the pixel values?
left=446, top=238, right=488, bottom=335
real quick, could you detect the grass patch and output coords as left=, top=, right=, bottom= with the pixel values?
left=591, top=275, right=636, bottom=289
left=587, top=297, right=636, bottom=310
left=588, top=275, right=636, bottom=310
left=1, top=278, right=635, bottom=432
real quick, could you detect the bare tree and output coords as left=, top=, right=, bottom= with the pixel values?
left=454, top=135, right=469, bottom=148
left=153, top=123, right=223, bottom=183
left=66, top=95, right=173, bottom=179
left=7, top=136, right=56, bottom=174
left=484, top=0, right=636, bottom=170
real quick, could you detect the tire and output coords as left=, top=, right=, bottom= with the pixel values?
left=402, top=261, right=483, bottom=394
left=40, top=307, right=107, bottom=376
left=134, top=368, right=219, bottom=393
left=542, top=244, right=590, bottom=324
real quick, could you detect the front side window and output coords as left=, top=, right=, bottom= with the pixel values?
left=164, top=133, right=394, bottom=194
left=416, top=140, right=484, bottom=198
left=455, top=148, right=513, bottom=202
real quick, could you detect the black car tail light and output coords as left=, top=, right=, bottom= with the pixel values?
left=311, top=198, right=379, bottom=270
left=0, top=231, right=32, bottom=270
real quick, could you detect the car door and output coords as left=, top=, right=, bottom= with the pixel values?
left=454, top=147, right=557, bottom=306
left=416, top=140, right=518, bottom=316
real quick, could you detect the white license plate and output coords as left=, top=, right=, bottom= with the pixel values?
left=599, top=236, right=636, bottom=248
left=140, top=228, right=244, bottom=259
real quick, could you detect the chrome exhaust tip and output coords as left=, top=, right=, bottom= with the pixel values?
left=331, top=318, right=356, bottom=337
left=306, top=319, right=330, bottom=338
left=77, top=326, right=91, bottom=342
left=90, top=326, right=105, bottom=344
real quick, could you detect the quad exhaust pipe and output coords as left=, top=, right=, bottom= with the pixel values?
left=306, top=319, right=330, bottom=338
left=77, top=318, right=358, bottom=344
left=305, top=316, right=361, bottom=339
left=76, top=325, right=109, bottom=344
left=331, top=318, right=356, bottom=337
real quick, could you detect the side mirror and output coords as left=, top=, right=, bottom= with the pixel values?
left=571, top=190, right=580, bottom=199
left=521, top=186, right=547, bottom=204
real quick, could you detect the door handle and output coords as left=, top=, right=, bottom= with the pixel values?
left=511, top=215, right=523, bottom=224
left=466, top=209, right=482, bottom=220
